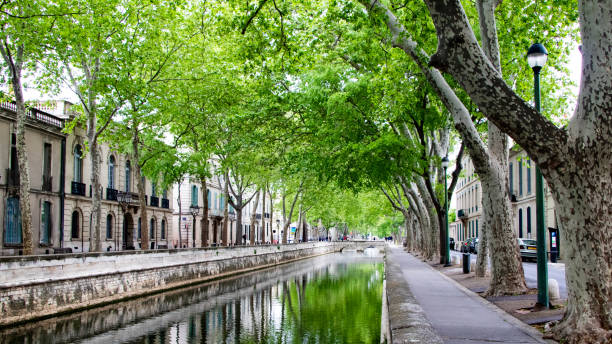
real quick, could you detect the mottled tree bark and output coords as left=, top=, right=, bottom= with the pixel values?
left=0, top=43, right=33, bottom=254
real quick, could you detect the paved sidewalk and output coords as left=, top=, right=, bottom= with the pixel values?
left=388, top=247, right=548, bottom=344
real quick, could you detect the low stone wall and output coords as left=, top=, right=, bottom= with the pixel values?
left=384, top=247, right=443, bottom=343
left=0, top=242, right=342, bottom=327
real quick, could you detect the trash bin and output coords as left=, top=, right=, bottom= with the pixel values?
left=462, top=253, right=470, bottom=274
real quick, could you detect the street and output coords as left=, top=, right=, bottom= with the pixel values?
left=450, top=251, right=567, bottom=299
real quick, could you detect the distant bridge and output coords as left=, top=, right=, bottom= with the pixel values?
left=337, top=240, right=387, bottom=252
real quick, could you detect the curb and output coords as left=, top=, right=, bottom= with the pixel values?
left=420, top=259, right=558, bottom=344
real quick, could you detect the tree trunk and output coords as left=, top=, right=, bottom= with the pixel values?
left=249, top=189, right=260, bottom=245
left=177, top=180, right=182, bottom=248
left=201, top=177, right=208, bottom=247
left=87, top=113, right=102, bottom=252
left=269, top=191, right=274, bottom=244
left=301, top=211, right=308, bottom=243
left=415, top=179, right=440, bottom=262
left=2, top=47, right=34, bottom=255
left=475, top=213, right=488, bottom=277
left=261, top=189, right=266, bottom=243
left=132, top=125, right=149, bottom=249
left=236, top=199, right=243, bottom=245
left=222, top=174, right=229, bottom=246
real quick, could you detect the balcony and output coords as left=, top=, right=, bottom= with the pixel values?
left=457, top=209, right=467, bottom=219
left=150, top=196, right=159, bottom=207
left=42, top=175, right=53, bottom=192
left=256, top=213, right=262, bottom=220
left=161, top=198, right=170, bottom=209
left=106, top=188, right=118, bottom=201
left=71, top=181, right=86, bottom=196
left=209, top=208, right=223, bottom=217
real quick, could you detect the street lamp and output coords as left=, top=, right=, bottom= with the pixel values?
left=527, top=43, right=549, bottom=309
left=441, top=156, right=450, bottom=266
left=190, top=205, right=200, bottom=248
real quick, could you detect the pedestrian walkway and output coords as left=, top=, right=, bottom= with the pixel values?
left=388, top=247, right=547, bottom=344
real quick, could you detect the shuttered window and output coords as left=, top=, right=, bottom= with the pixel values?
left=4, top=198, right=22, bottom=244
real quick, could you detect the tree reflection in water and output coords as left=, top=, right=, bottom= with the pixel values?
left=0, top=253, right=382, bottom=344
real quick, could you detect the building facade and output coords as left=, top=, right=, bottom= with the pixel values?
left=1, top=101, right=173, bottom=255
left=172, top=170, right=276, bottom=247
left=450, top=148, right=559, bottom=256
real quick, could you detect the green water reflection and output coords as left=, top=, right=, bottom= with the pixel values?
left=0, top=254, right=383, bottom=344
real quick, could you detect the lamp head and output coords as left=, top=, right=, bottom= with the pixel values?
left=527, top=43, right=548, bottom=69
left=441, top=156, right=449, bottom=169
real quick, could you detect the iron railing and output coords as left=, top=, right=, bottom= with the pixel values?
left=0, top=102, right=65, bottom=129
left=71, top=181, right=86, bottom=196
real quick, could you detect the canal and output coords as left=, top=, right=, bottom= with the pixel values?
left=0, top=251, right=384, bottom=344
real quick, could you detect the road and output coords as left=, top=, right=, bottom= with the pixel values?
left=450, top=250, right=567, bottom=299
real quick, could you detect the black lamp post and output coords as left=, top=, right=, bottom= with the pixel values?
left=527, top=43, right=549, bottom=309
left=442, top=156, right=450, bottom=266
left=190, top=205, right=200, bottom=248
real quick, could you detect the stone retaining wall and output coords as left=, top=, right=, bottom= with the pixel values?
left=0, top=242, right=344, bottom=326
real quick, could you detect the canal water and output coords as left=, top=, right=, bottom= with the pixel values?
left=0, top=251, right=384, bottom=344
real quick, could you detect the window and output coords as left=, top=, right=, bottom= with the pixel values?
left=108, top=156, right=115, bottom=189
left=192, top=185, right=198, bottom=206
left=527, top=207, right=532, bottom=236
left=150, top=218, right=155, bottom=239
left=509, top=162, right=514, bottom=194
left=74, top=145, right=83, bottom=183
left=475, top=219, right=479, bottom=238
left=162, top=189, right=167, bottom=199
left=207, top=189, right=211, bottom=209
left=518, top=208, right=523, bottom=238
left=161, top=219, right=166, bottom=240
left=526, top=160, right=532, bottom=194
left=152, top=184, right=157, bottom=197
left=41, top=201, right=51, bottom=244
left=138, top=217, right=141, bottom=239
left=10, top=133, right=17, bottom=171
left=220, top=194, right=224, bottom=211
left=125, top=160, right=131, bottom=192
left=518, top=160, right=523, bottom=196
left=106, top=214, right=113, bottom=239
left=71, top=211, right=80, bottom=239
left=4, top=197, right=22, bottom=244
left=43, top=143, right=52, bottom=182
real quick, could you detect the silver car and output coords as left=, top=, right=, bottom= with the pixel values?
left=517, top=238, right=537, bottom=261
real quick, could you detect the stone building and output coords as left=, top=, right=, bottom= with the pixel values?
left=0, top=102, right=65, bottom=255
left=172, top=168, right=276, bottom=247
left=1, top=101, right=173, bottom=255
left=450, top=147, right=559, bottom=256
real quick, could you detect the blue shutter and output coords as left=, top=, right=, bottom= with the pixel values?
left=518, top=160, right=523, bottom=196
left=161, top=220, right=166, bottom=239
left=527, top=160, right=532, bottom=194
left=4, top=198, right=22, bottom=244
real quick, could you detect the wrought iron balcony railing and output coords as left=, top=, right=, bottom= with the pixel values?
left=71, top=181, right=86, bottom=196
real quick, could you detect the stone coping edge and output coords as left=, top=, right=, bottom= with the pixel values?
left=384, top=247, right=444, bottom=344
left=0, top=250, right=332, bottom=329
left=418, top=255, right=557, bottom=344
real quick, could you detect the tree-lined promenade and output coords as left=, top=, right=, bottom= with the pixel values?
left=1, top=1, right=609, bottom=343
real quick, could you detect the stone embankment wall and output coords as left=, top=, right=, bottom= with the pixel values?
left=384, top=247, right=443, bottom=343
left=0, top=242, right=348, bottom=326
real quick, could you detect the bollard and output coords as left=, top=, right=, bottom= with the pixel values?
left=548, top=279, right=560, bottom=300
left=462, top=253, right=470, bottom=274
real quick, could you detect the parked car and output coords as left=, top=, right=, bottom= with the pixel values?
left=518, top=238, right=538, bottom=261
left=469, top=237, right=479, bottom=254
